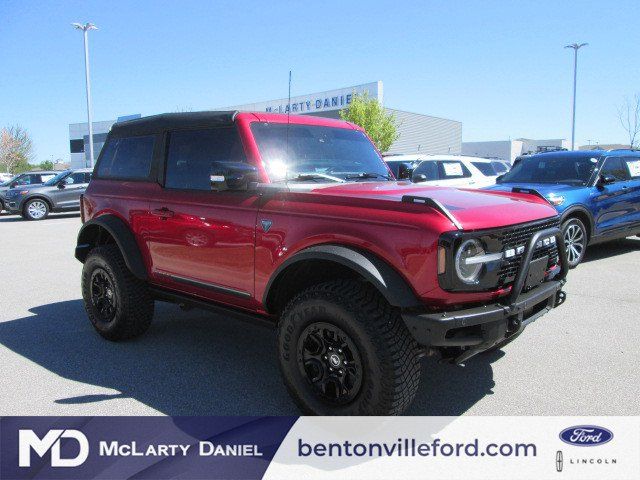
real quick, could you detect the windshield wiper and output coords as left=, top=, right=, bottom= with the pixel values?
left=344, top=172, right=391, bottom=181
left=273, top=172, right=345, bottom=183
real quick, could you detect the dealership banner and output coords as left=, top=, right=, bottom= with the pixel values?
left=1, top=416, right=638, bottom=479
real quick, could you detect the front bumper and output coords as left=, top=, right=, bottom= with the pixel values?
left=5, top=199, right=22, bottom=213
left=402, top=226, right=568, bottom=363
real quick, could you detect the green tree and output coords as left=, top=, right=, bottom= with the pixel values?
left=339, top=92, right=399, bottom=153
left=0, top=125, right=33, bottom=174
left=39, top=160, right=55, bottom=170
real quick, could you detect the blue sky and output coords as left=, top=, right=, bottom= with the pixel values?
left=1, top=0, right=639, bottom=163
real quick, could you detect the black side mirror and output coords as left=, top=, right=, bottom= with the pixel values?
left=210, top=162, right=259, bottom=191
left=496, top=174, right=505, bottom=182
left=57, top=182, right=66, bottom=189
left=412, top=173, right=428, bottom=183
left=597, top=174, right=616, bottom=187
left=10, top=182, right=17, bottom=188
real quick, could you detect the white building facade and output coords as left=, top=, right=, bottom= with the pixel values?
left=462, top=138, right=570, bottom=163
left=225, top=81, right=462, bottom=155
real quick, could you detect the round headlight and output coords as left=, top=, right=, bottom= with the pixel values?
left=455, top=239, right=485, bottom=284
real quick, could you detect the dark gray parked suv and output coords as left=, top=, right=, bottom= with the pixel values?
left=0, top=171, right=57, bottom=212
left=4, top=168, right=92, bottom=220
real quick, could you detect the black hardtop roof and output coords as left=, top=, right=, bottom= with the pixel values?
left=110, top=111, right=238, bottom=136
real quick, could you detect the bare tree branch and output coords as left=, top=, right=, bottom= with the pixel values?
left=618, top=94, right=640, bottom=149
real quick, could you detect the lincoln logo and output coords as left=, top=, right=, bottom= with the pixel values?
left=19, top=429, right=89, bottom=467
left=556, top=450, right=563, bottom=472
left=559, top=426, right=613, bottom=447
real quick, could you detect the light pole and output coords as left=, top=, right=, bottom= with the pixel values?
left=72, top=22, right=98, bottom=167
left=565, top=42, right=588, bottom=150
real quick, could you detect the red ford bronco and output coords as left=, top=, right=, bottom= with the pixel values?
left=75, top=111, right=568, bottom=415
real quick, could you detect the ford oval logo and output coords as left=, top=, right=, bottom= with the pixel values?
left=559, top=425, right=613, bottom=446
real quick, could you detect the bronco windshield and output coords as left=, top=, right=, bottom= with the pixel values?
left=251, top=123, right=391, bottom=182
left=498, top=155, right=599, bottom=186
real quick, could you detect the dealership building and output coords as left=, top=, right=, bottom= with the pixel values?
left=68, top=81, right=461, bottom=168
left=462, top=138, right=570, bottom=163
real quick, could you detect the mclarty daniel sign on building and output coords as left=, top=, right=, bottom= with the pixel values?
left=226, top=81, right=383, bottom=114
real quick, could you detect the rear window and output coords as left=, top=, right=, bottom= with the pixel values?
left=96, top=135, right=156, bottom=180
left=471, top=161, right=498, bottom=176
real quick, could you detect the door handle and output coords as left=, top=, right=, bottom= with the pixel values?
left=151, top=207, right=174, bottom=218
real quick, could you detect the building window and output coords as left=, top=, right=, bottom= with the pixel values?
left=70, top=139, right=84, bottom=153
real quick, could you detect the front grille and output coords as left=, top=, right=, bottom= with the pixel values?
left=497, top=217, right=560, bottom=286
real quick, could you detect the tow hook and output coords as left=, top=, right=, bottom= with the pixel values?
left=555, top=290, right=567, bottom=307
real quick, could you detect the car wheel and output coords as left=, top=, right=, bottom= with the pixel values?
left=277, top=280, right=422, bottom=415
left=562, top=217, right=587, bottom=268
left=23, top=199, right=49, bottom=220
left=81, top=245, right=154, bottom=341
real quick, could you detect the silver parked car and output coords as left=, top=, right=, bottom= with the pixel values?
left=0, top=171, right=57, bottom=212
left=4, top=168, right=92, bottom=220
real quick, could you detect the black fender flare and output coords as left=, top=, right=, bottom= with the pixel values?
left=263, top=244, right=422, bottom=309
left=75, top=215, right=148, bottom=280
left=560, top=205, right=594, bottom=238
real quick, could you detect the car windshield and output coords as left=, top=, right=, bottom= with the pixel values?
left=0, top=175, right=20, bottom=187
left=251, top=123, right=391, bottom=182
left=498, top=155, right=599, bottom=185
left=44, top=171, right=70, bottom=186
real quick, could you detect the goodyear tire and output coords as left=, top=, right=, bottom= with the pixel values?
left=562, top=217, right=587, bottom=268
left=81, top=245, right=154, bottom=341
left=277, top=280, right=422, bottom=415
left=23, top=198, right=50, bottom=221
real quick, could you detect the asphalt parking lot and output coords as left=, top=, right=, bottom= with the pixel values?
left=0, top=212, right=638, bottom=416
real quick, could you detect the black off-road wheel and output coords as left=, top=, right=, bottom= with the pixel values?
left=277, top=280, right=422, bottom=415
left=81, top=245, right=154, bottom=341
left=23, top=198, right=50, bottom=221
left=562, top=217, right=588, bottom=268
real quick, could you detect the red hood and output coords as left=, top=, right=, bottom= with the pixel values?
left=311, top=182, right=558, bottom=231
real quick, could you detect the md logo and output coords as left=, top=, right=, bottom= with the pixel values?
left=19, top=429, right=89, bottom=467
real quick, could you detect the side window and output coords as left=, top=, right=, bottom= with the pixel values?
left=16, top=175, right=31, bottom=185
left=165, top=127, right=247, bottom=191
left=69, top=172, right=88, bottom=184
left=41, top=174, right=56, bottom=183
left=438, top=161, right=471, bottom=179
left=623, top=157, right=640, bottom=179
left=413, top=161, right=439, bottom=180
left=96, top=135, right=155, bottom=179
left=601, top=157, right=630, bottom=182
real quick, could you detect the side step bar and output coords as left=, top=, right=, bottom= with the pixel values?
left=149, top=287, right=276, bottom=330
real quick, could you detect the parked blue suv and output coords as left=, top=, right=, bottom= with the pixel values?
left=487, top=149, right=640, bottom=267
